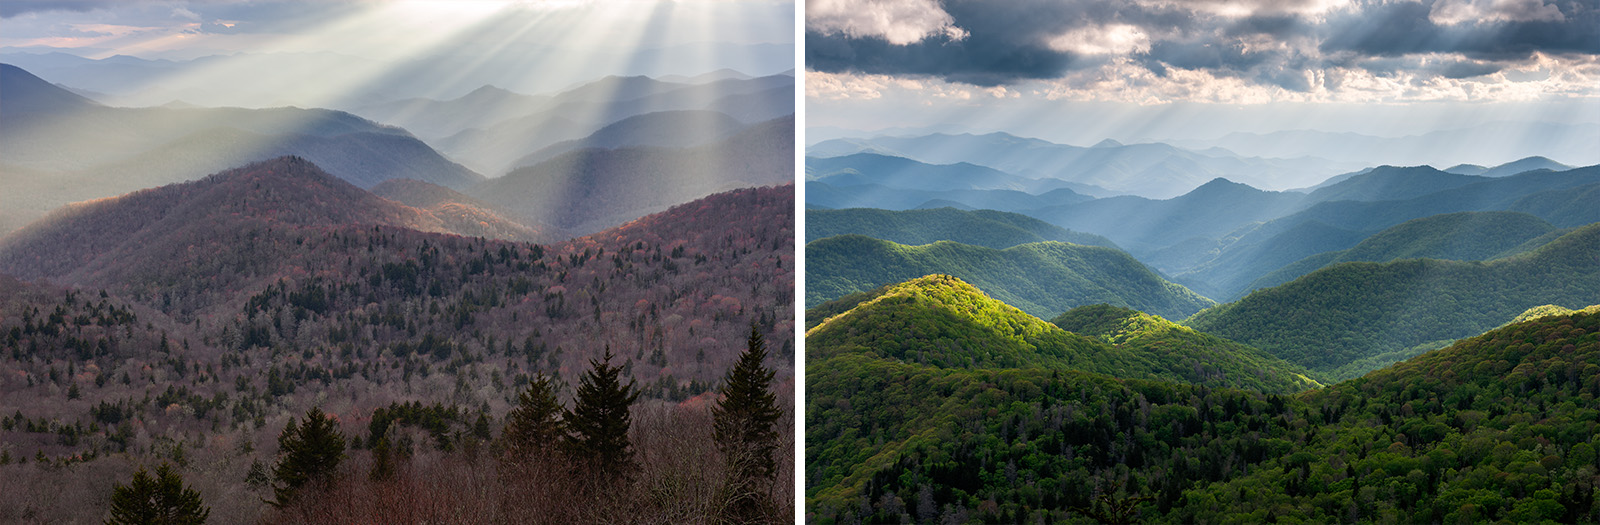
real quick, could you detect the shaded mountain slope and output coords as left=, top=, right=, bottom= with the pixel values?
left=806, top=235, right=1213, bottom=320
left=1026, top=177, right=1307, bottom=256
left=509, top=109, right=748, bottom=168
left=467, top=115, right=793, bottom=235
left=805, top=182, right=1091, bottom=212
left=1246, top=211, right=1560, bottom=294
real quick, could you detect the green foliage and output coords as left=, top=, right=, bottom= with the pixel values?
left=563, top=347, right=641, bottom=479
left=1188, top=223, right=1600, bottom=377
left=806, top=207, right=1117, bottom=250
left=107, top=463, right=210, bottom=525
left=1247, top=211, right=1558, bottom=294
left=806, top=235, right=1213, bottom=320
left=272, top=407, right=346, bottom=507
left=1051, top=304, right=1324, bottom=392
left=712, top=325, right=784, bottom=523
left=501, top=373, right=566, bottom=461
left=808, top=276, right=1316, bottom=393
left=809, top=308, right=1600, bottom=524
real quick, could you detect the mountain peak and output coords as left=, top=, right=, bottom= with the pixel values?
left=0, top=63, right=101, bottom=115
left=1091, top=138, right=1123, bottom=148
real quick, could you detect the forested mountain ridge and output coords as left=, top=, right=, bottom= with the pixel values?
left=806, top=235, right=1213, bottom=320
left=0, top=157, right=795, bottom=521
left=1244, top=211, right=1559, bottom=295
left=806, top=275, right=1319, bottom=394
left=1186, top=222, right=1600, bottom=380
left=808, top=299, right=1600, bottom=523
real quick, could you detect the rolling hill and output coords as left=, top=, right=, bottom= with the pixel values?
left=1185, top=223, right=1600, bottom=379
left=806, top=235, right=1213, bottom=320
left=1244, top=211, right=1560, bottom=294
left=805, top=207, right=1116, bottom=249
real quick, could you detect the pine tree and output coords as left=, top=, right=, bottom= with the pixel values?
left=106, top=463, right=209, bottom=525
left=501, top=373, right=565, bottom=462
left=272, top=406, right=345, bottom=506
left=713, top=324, right=783, bottom=522
left=563, top=347, right=640, bottom=479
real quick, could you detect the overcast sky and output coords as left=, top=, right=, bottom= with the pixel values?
left=805, top=0, right=1600, bottom=144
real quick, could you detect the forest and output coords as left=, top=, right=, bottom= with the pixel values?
left=807, top=275, right=1600, bottom=523
left=0, top=159, right=795, bottom=522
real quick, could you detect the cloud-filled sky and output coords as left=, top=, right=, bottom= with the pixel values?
left=805, top=0, right=1600, bottom=145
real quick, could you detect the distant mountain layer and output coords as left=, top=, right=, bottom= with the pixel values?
left=1186, top=223, right=1600, bottom=378
left=509, top=109, right=748, bottom=169
left=466, top=115, right=794, bottom=235
left=806, top=152, right=1077, bottom=194
left=805, top=207, right=1116, bottom=249
left=1173, top=125, right=1599, bottom=168
left=806, top=235, right=1213, bottom=320
left=807, top=131, right=1355, bottom=197
left=805, top=181, right=1092, bottom=212
left=0, top=64, right=483, bottom=236
left=1028, top=177, right=1309, bottom=257
left=376, top=74, right=794, bottom=175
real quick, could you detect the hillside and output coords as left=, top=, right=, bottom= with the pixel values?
left=1508, top=182, right=1600, bottom=227
left=805, top=207, right=1116, bottom=249
left=370, top=178, right=558, bottom=242
left=1302, top=165, right=1487, bottom=205
left=1050, top=304, right=1325, bottom=391
left=1186, top=223, right=1600, bottom=379
left=806, top=235, right=1213, bottom=320
left=468, top=115, right=794, bottom=235
left=1246, top=211, right=1560, bottom=294
left=1, top=170, right=796, bottom=521
left=808, top=303, right=1600, bottom=523
left=807, top=275, right=1309, bottom=393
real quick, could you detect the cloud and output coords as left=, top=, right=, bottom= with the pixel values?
left=1, top=1, right=111, bottom=18
left=1430, top=0, right=1565, bottom=25
left=806, top=0, right=1600, bottom=99
left=806, top=0, right=967, bottom=45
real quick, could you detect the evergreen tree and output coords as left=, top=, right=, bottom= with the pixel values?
left=369, top=437, right=395, bottom=482
left=712, top=324, right=783, bottom=522
left=501, top=373, right=565, bottom=462
left=563, top=347, right=639, bottom=479
left=272, top=406, right=345, bottom=506
left=106, top=463, right=209, bottom=525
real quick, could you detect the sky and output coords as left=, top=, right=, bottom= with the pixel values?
left=0, top=0, right=795, bottom=105
left=805, top=0, right=1600, bottom=148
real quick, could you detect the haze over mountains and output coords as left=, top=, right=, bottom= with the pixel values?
left=805, top=126, right=1600, bottom=386
left=1, top=62, right=795, bottom=238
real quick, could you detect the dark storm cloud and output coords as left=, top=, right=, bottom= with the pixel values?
left=807, top=0, right=1600, bottom=87
left=1319, top=0, right=1600, bottom=60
